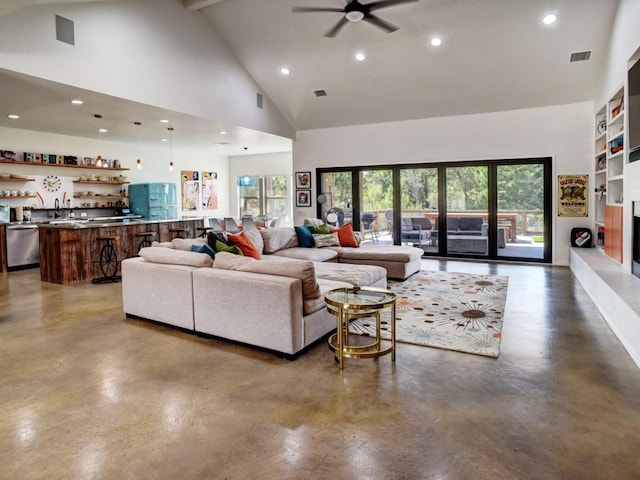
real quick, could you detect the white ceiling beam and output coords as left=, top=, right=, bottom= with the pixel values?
left=182, top=0, right=226, bottom=11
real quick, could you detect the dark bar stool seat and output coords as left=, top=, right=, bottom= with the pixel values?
left=135, top=231, right=156, bottom=252
left=196, top=227, right=211, bottom=238
left=169, top=227, right=187, bottom=239
left=92, top=235, right=121, bottom=284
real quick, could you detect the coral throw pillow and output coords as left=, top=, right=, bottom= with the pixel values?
left=330, top=223, right=359, bottom=248
left=227, top=232, right=261, bottom=259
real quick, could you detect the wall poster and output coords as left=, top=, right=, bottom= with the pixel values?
left=181, top=170, right=199, bottom=211
left=558, top=174, right=588, bottom=217
left=202, top=171, right=218, bottom=210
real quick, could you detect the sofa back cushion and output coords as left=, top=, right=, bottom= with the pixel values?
left=139, top=246, right=213, bottom=267
left=243, top=227, right=264, bottom=254
left=172, top=237, right=208, bottom=251
left=260, top=227, right=299, bottom=254
left=213, top=252, right=321, bottom=306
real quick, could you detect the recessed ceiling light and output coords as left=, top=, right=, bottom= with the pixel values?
left=355, top=52, right=366, bottom=62
left=430, top=37, right=442, bottom=47
left=71, top=99, right=83, bottom=105
left=219, top=131, right=227, bottom=135
left=160, top=119, right=169, bottom=123
left=7, top=114, right=19, bottom=119
left=280, top=67, right=291, bottom=75
left=98, top=128, right=108, bottom=133
left=543, top=14, right=557, bottom=25
left=161, top=138, right=168, bottom=142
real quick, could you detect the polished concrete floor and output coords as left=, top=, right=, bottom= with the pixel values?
left=2, top=260, right=640, bottom=479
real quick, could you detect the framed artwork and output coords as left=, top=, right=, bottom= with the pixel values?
left=181, top=170, right=199, bottom=211
left=558, top=174, right=588, bottom=217
left=202, top=171, right=218, bottom=210
left=296, top=190, right=311, bottom=207
left=295, top=171, right=311, bottom=189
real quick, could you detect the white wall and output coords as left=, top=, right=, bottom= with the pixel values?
left=0, top=0, right=294, bottom=139
left=294, top=101, right=594, bottom=265
left=0, top=125, right=231, bottom=217
left=599, top=0, right=640, bottom=271
left=228, top=152, right=294, bottom=225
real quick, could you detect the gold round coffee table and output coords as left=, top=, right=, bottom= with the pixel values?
left=325, top=286, right=397, bottom=369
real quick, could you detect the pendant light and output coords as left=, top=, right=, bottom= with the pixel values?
left=236, top=146, right=257, bottom=186
left=134, top=121, right=142, bottom=169
left=168, top=127, right=174, bottom=171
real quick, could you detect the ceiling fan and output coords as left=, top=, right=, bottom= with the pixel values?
left=292, top=0, right=419, bottom=38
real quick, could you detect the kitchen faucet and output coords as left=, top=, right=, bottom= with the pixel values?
left=54, top=198, right=60, bottom=218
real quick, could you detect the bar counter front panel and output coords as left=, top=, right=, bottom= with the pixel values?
left=38, top=218, right=202, bottom=284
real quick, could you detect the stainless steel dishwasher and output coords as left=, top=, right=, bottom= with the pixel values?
left=6, top=224, right=40, bottom=269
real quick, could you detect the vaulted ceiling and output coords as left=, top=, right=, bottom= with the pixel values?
left=0, top=0, right=621, bottom=153
left=196, top=0, right=619, bottom=131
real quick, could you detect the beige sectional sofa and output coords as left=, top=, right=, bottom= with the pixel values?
left=121, top=226, right=423, bottom=358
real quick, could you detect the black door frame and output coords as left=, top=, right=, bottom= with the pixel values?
left=316, top=156, right=552, bottom=263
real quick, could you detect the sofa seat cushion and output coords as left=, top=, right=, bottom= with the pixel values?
left=335, top=245, right=423, bottom=263
left=271, top=247, right=338, bottom=262
left=314, top=261, right=387, bottom=288
left=172, top=237, right=208, bottom=251
left=139, top=246, right=214, bottom=267
left=213, top=252, right=321, bottom=314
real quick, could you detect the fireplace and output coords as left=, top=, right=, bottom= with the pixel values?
left=633, top=202, right=640, bottom=278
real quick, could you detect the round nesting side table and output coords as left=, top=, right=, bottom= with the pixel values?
left=325, top=286, right=397, bottom=370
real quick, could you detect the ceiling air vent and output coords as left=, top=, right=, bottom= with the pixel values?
left=570, top=51, right=591, bottom=63
left=314, top=89, right=328, bottom=97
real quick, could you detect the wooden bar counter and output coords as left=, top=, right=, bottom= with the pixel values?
left=39, top=218, right=203, bottom=284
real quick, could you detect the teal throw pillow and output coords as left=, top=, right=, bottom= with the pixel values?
left=191, top=244, right=216, bottom=259
left=294, top=225, right=314, bottom=248
left=215, top=239, right=243, bottom=256
left=309, top=223, right=330, bottom=235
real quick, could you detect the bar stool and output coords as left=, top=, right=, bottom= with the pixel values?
left=196, top=227, right=210, bottom=238
left=92, top=235, right=121, bottom=284
left=135, top=231, right=156, bottom=253
left=169, top=227, right=187, bottom=239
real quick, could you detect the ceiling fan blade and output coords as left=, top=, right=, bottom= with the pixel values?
left=324, top=16, right=350, bottom=37
left=292, top=6, right=344, bottom=13
left=367, top=0, right=419, bottom=12
left=363, top=13, right=398, bottom=33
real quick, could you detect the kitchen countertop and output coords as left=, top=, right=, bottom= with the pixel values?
left=2, top=217, right=203, bottom=228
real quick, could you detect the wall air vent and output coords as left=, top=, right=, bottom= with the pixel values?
left=314, top=89, right=328, bottom=97
left=570, top=51, right=591, bottom=63
left=55, top=15, right=75, bottom=46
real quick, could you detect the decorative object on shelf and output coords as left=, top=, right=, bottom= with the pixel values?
left=43, top=175, right=62, bottom=192
left=296, top=189, right=311, bottom=207
left=1, top=150, right=17, bottom=161
left=597, top=117, right=607, bottom=135
left=558, top=174, right=588, bottom=217
left=610, top=136, right=624, bottom=154
left=295, top=171, right=311, bottom=189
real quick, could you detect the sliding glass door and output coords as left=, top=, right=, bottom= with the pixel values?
left=445, top=165, right=489, bottom=257
left=317, top=157, right=551, bottom=263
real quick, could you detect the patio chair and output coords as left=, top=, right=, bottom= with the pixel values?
left=400, top=217, right=430, bottom=247
left=361, top=212, right=378, bottom=242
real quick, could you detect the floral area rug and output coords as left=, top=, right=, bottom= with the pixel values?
left=349, top=270, right=509, bottom=358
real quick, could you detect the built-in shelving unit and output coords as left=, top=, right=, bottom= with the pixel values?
left=594, top=86, right=625, bottom=263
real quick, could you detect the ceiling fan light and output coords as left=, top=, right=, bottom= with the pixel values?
left=345, top=11, right=364, bottom=22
